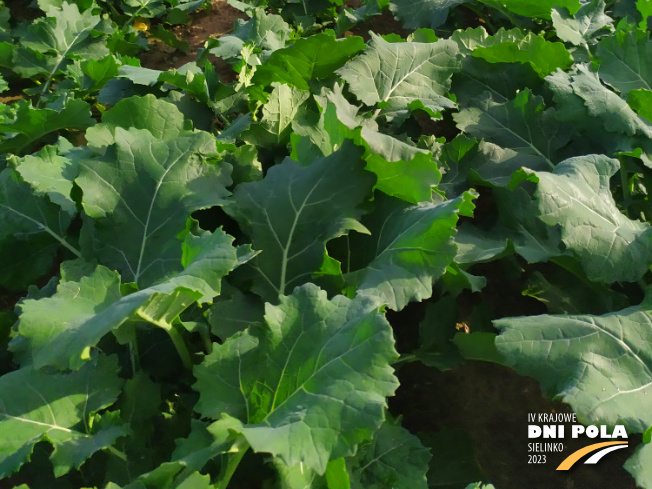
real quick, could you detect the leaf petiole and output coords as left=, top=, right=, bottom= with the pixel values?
left=216, top=436, right=250, bottom=489
left=168, top=323, right=193, bottom=369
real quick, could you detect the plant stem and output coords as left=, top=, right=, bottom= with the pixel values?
left=619, top=158, right=631, bottom=203
left=129, top=337, right=139, bottom=375
left=393, top=353, right=417, bottom=365
left=168, top=323, right=193, bottom=369
left=106, top=445, right=128, bottom=462
left=199, top=326, right=213, bottom=355
left=217, top=437, right=250, bottom=489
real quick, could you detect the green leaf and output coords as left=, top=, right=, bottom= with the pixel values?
left=208, top=286, right=265, bottom=341
left=0, top=98, right=94, bottom=155
left=325, top=458, right=349, bottom=489
left=452, top=56, right=542, bottom=109
left=175, top=472, right=213, bottom=489
left=225, top=141, right=374, bottom=301
left=76, top=125, right=230, bottom=286
left=252, top=32, right=365, bottom=90
left=208, top=7, right=291, bottom=64
left=645, top=425, right=652, bottom=443
left=86, top=94, right=190, bottom=149
left=294, top=89, right=440, bottom=203
left=628, top=88, right=652, bottom=122
left=74, top=55, right=122, bottom=91
left=0, top=1, right=10, bottom=43
left=12, top=2, right=113, bottom=79
left=243, top=83, right=310, bottom=146
left=596, top=26, right=651, bottom=97
left=12, top=139, right=77, bottom=215
left=122, top=0, right=166, bottom=17
left=638, top=0, right=652, bottom=28
left=493, top=186, right=563, bottom=263
left=527, top=154, right=652, bottom=283
left=523, top=269, right=629, bottom=315
left=126, top=417, right=243, bottom=489
left=625, top=443, right=652, bottom=489
left=193, top=284, right=399, bottom=474
left=551, top=0, right=613, bottom=46
left=314, top=86, right=441, bottom=203
left=479, top=0, right=581, bottom=19
left=365, top=151, right=441, bottom=203
left=338, top=33, right=460, bottom=124
left=0, top=355, right=125, bottom=478
left=348, top=191, right=476, bottom=310
left=495, top=304, right=652, bottom=432
left=454, top=222, right=510, bottom=265
left=472, top=31, right=573, bottom=77
left=0, top=168, right=77, bottom=290
left=150, top=24, right=190, bottom=54
left=389, top=0, right=469, bottom=29
left=545, top=65, right=652, bottom=164
left=14, top=228, right=253, bottom=370
left=453, top=89, right=568, bottom=170
left=348, top=420, right=430, bottom=489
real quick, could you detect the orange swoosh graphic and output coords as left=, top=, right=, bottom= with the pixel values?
left=557, top=441, right=628, bottom=470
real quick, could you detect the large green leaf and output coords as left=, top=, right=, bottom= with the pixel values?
left=551, top=0, right=613, bottom=46
left=493, top=186, right=563, bottom=263
left=347, top=191, right=476, bottom=310
left=13, top=228, right=254, bottom=370
left=348, top=420, right=431, bottom=489
left=225, top=141, right=374, bottom=302
left=252, top=32, right=365, bottom=90
left=596, top=25, right=651, bottom=97
left=12, top=2, right=113, bottom=81
left=85, top=94, right=190, bottom=150
left=76, top=126, right=230, bottom=287
left=0, top=168, right=76, bottom=289
left=473, top=31, right=572, bottom=78
left=453, top=89, right=568, bottom=170
left=495, top=304, right=652, bottom=432
left=389, top=0, right=469, bottom=29
left=0, top=355, right=125, bottom=478
left=451, top=55, right=541, bottom=108
left=526, top=154, right=652, bottom=283
left=478, top=0, right=581, bottom=19
left=193, top=284, right=399, bottom=474
left=625, top=443, right=652, bottom=489
left=546, top=64, right=652, bottom=139
left=0, top=98, right=94, bottom=155
left=337, top=33, right=460, bottom=124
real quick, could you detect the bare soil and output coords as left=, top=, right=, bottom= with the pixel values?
left=139, top=0, right=246, bottom=81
